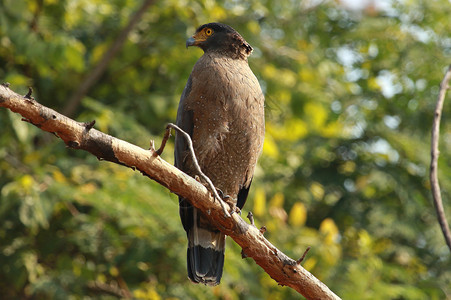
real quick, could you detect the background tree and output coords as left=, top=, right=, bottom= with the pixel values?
left=1, top=0, right=450, bottom=299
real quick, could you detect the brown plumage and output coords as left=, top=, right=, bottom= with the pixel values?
left=175, top=23, right=265, bottom=286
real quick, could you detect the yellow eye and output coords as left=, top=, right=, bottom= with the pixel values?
left=205, top=28, right=213, bottom=36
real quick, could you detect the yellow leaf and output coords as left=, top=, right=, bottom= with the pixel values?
left=269, top=192, right=284, bottom=208
left=262, top=64, right=277, bottom=79
left=73, top=263, right=81, bottom=276
left=289, top=202, right=307, bottom=227
left=303, top=257, right=317, bottom=271
left=299, top=68, right=315, bottom=82
left=80, top=183, right=97, bottom=194
left=109, top=266, right=119, bottom=277
left=247, top=21, right=261, bottom=34
left=305, top=102, right=328, bottom=130
left=91, top=43, right=108, bottom=64
left=52, top=170, right=67, bottom=183
left=338, top=161, right=356, bottom=174
left=267, top=119, right=308, bottom=142
left=277, top=90, right=292, bottom=104
left=358, top=229, right=373, bottom=251
left=210, top=6, right=226, bottom=20
left=253, top=187, right=266, bottom=217
left=368, top=77, right=380, bottom=91
left=20, top=175, right=35, bottom=191
left=285, top=118, right=308, bottom=141
left=137, top=262, right=149, bottom=271
left=4, top=73, right=31, bottom=87
left=279, top=69, right=297, bottom=87
left=297, top=39, right=311, bottom=51
left=269, top=193, right=287, bottom=221
left=320, top=218, right=339, bottom=245
left=24, top=152, right=41, bottom=165
left=96, top=274, right=106, bottom=283
left=310, top=182, right=324, bottom=200
left=262, top=134, right=279, bottom=158
left=133, top=285, right=161, bottom=300
left=320, top=121, right=344, bottom=138
left=363, top=185, right=376, bottom=198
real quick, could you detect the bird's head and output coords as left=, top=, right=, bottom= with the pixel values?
left=186, top=23, right=253, bottom=59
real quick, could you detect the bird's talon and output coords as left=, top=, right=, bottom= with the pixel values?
left=223, top=196, right=236, bottom=208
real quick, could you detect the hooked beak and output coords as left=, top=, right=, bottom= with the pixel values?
left=186, top=37, right=196, bottom=48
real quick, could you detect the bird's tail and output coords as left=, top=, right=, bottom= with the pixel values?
left=187, top=209, right=225, bottom=286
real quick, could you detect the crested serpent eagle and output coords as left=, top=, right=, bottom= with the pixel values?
left=175, top=22, right=265, bottom=286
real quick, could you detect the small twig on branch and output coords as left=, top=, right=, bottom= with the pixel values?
left=84, top=120, right=96, bottom=131
left=25, top=87, right=34, bottom=100
left=297, top=246, right=312, bottom=264
left=155, top=125, right=172, bottom=155
left=430, top=64, right=451, bottom=253
left=247, top=211, right=255, bottom=226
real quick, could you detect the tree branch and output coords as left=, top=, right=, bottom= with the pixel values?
left=62, top=0, right=156, bottom=117
left=430, top=65, right=451, bottom=253
left=0, top=84, right=341, bottom=300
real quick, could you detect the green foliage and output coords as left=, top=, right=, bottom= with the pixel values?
left=1, top=0, right=451, bottom=299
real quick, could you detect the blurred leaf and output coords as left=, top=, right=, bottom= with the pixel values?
left=320, top=218, right=339, bottom=245
left=289, top=202, right=307, bottom=227
left=252, top=187, right=266, bottom=218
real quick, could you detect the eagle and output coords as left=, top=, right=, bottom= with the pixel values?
left=175, top=23, right=265, bottom=286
